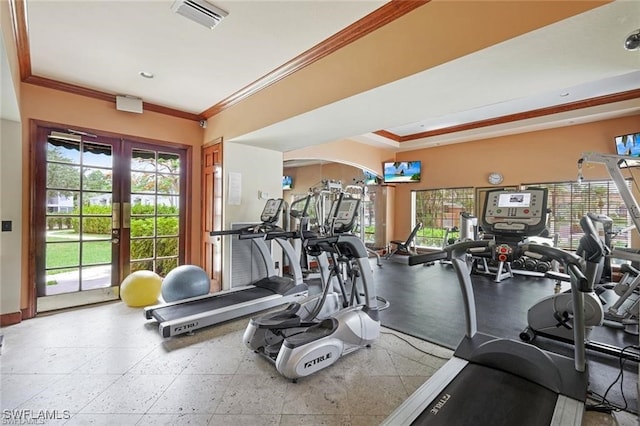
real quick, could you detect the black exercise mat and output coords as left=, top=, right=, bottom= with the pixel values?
left=373, top=260, right=638, bottom=414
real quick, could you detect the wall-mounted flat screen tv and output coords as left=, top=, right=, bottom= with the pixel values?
left=282, top=175, right=293, bottom=190
left=383, top=161, right=421, bottom=183
left=615, top=132, right=640, bottom=156
left=614, top=132, right=640, bottom=167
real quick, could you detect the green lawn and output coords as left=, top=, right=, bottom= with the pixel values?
left=46, top=235, right=111, bottom=272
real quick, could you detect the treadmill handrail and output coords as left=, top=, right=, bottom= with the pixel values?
left=210, top=223, right=282, bottom=237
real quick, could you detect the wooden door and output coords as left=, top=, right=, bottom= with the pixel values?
left=201, top=142, right=222, bottom=292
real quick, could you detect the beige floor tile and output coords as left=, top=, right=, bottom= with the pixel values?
left=235, top=350, right=281, bottom=376
left=207, top=413, right=280, bottom=425
left=344, top=375, right=408, bottom=417
left=148, top=374, right=232, bottom=414
left=137, top=413, right=211, bottom=425
left=350, top=414, right=388, bottom=426
left=127, top=347, right=201, bottom=375
left=73, top=347, right=154, bottom=375
left=0, top=300, right=636, bottom=426
left=182, top=344, right=247, bottom=375
left=281, top=374, right=349, bottom=415
left=330, top=346, right=398, bottom=377
left=0, top=374, right=65, bottom=410
left=214, top=374, right=289, bottom=415
left=65, top=413, right=143, bottom=425
left=79, top=374, right=176, bottom=414
left=16, top=374, right=120, bottom=413
left=0, top=347, right=103, bottom=375
left=399, top=374, right=431, bottom=396
left=279, top=414, right=351, bottom=425
left=387, top=350, right=438, bottom=377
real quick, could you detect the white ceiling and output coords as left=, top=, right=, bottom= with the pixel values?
left=2, top=0, right=640, bottom=154
left=26, top=0, right=386, bottom=115
left=234, top=0, right=640, bottom=152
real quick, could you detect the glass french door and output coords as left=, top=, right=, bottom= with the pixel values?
left=124, top=142, right=184, bottom=277
left=33, top=126, right=186, bottom=312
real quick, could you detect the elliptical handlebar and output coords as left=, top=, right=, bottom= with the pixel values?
left=407, top=251, right=447, bottom=266
left=408, top=238, right=589, bottom=293
left=408, top=240, right=491, bottom=266
left=210, top=223, right=283, bottom=239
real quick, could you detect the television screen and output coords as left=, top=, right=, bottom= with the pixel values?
left=383, top=161, right=421, bottom=183
left=364, top=171, right=378, bottom=185
left=282, top=175, right=293, bottom=190
left=615, top=132, right=640, bottom=156
left=614, top=132, right=640, bottom=167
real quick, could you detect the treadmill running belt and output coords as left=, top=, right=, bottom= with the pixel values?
left=151, top=287, right=276, bottom=322
left=411, top=363, right=557, bottom=425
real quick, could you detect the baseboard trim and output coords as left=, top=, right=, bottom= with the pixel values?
left=0, top=311, right=22, bottom=326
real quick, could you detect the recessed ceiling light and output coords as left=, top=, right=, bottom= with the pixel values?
left=139, top=71, right=154, bottom=79
left=560, top=92, right=570, bottom=97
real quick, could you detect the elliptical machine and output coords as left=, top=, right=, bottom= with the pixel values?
left=242, top=194, right=381, bottom=381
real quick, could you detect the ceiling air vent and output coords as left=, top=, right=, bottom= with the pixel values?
left=171, top=0, right=228, bottom=29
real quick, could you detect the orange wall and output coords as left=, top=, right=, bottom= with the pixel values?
left=392, top=114, right=640, bottom=242
left=203, top=1, right=606, bottom=143
left=282, top=115, right=640, bottom=248
left=19, top=83, right=204, bottom=311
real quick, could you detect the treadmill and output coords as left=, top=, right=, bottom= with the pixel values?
left=383, top=187, right=590, bottom=425
left=144, top=199, right=309, bottom=338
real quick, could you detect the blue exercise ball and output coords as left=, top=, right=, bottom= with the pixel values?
left=161, top=265, right=210, bottom=302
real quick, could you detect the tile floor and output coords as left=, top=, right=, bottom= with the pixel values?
left=1, top=301, right=637, bottom=425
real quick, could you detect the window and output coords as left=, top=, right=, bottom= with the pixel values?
left=525, top=181, right=632, bottom=251
left=361, top=187, right=376, bottom=244
left=413, top=187, right=475, bottom=248
left=410, top=182, right=632, bottom=252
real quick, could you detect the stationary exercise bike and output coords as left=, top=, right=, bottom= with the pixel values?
left=519, top=214, right=605, bottom=346
left=587, top=212, right=640, bottom=335
left=519, top=213, right=640, bottom=361
left=243, top=195, right=381, bottom=381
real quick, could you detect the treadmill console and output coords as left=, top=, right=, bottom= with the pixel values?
left=261, top=199, right=284, bottom=224
left=482, top=187, right=548, bottom=238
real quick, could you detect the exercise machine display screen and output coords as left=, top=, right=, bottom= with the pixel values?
left=482, top=188, right=548, bottom=237
left=261, top=199, right=284, bottom=223
left=327, top=197, right=360, bottom=233
left=497, top=192, right=531, bottom=208
left=335, top=198, right=359, bottom=223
